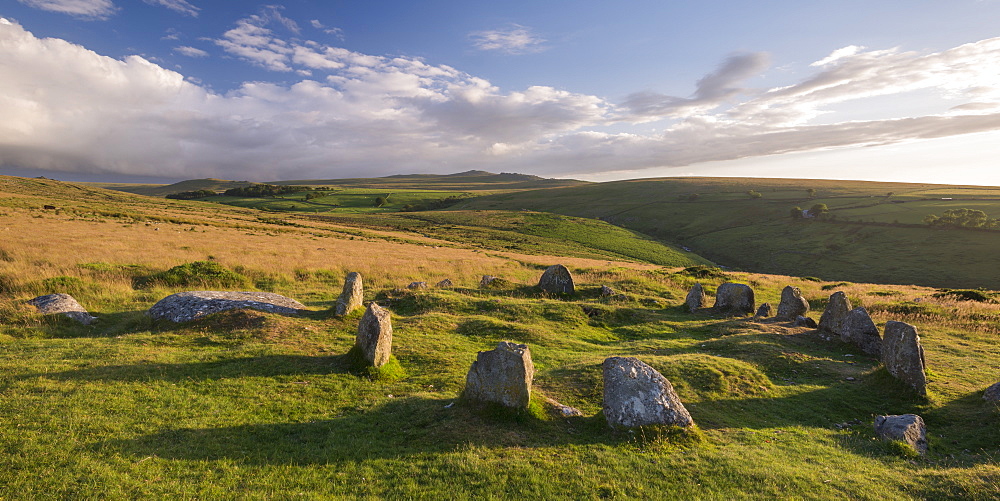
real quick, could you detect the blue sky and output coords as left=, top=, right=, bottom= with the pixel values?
left=2, top=1, right=1000, bottom=184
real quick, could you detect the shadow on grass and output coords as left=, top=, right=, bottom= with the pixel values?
left=17, top=353, right=356, bottom=383
left=97, top=396, right=617, bottom=466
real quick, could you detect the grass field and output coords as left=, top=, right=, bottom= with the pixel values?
left=2, top=175, right=1000, bottom=498
left=458, top=177, right=1000, bottom=289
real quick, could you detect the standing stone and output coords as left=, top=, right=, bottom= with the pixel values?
left=27, top=293, right=96, bottom=325
left=842, top=307, right=882, bottom=357
left=685, top=283, right=707, bottom=313
left=464, top=341, right=534, bottom=409
left=874, top=414, right=928, bottom=455
left=712, top=283, right=755, bottom=316
left=334, top=272, right=363, bottom=316
left=602, top=356, right=694, bottom=428
left=755, top=303, right=772, bottom=318
left=776, top=286, right=810, bottom=320
left=983, top=381, right=1000, bottom=402
left=882, top=321, right=927, bottom=395
left=355, top=303, right=392, bottom=367
left=819, top=291, right=852, bottom=337
left=538, top=264, right=575, bottom=294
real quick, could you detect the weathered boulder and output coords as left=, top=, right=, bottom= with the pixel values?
left=600, top=285, right=615, bottom=297
left=435, top=278, right=454, bottom=288
left=819, top=291, right=852, bottom=337
left=755, top=303, right=772, bottom=318
left=407, top=281, right=428, bottom=290
left=842, top=307, right=882, bottom=357
left=602, top=356, right=694, bottom=428
left=685, top=283, right=707, bottom=313
left=464, top=341, right=534, bottom=409
left=148, top=291, right=305, bottom=323
left=712, top=283, right=755, bottom=316
left=776, top=286, right=810, bottom=320
left=983, top=382, right=1000, bottom=402
left=334, top=272, right=363, bottom=316
left=874, top=414, right=928, bottom=455
left=538, top=264, right=575, bottom=294
left=355, top=303, right=393, bottom=367
left=882, top=321, right=927, bottom=395
left=794, top=315, right=818, bottom=328
left=27, top=293, right=96, bottom=325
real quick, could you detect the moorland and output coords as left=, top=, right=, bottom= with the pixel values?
left=1, top=172, right=999, bottom=498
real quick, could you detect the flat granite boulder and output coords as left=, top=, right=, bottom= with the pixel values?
left=538, top=264, right=575, bottom=294
left=602, top=356, right=694, bottom=429
left=464, top=341, right=534, bottom=409
left=27, top=293, right=97, bottom=325
left=148, top=291, right=306, bottom=323
left=874, top=414, right=928, bottom=455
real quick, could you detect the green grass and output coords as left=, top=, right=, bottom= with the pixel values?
left=458, top=177, right=1000, bottom=289
left=3, top=174, right=1000, bottom=498
left=312, top=210, right=709, bottom=267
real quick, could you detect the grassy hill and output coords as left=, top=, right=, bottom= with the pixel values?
left=95, top=170, right=587, bottom=199
left=457, top=177, right=1000, bottom=289
left=1, top=175, right=999, bottom=498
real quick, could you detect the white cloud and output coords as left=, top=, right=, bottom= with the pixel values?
left=2, top=17, right=1000, bottom=182
left=470, top=24, right=545, bottom=54
left=310, top=19, right=345, bottom=39
left=173, top=46, right=207, bottom=58
left=16, top=0, right=116, bottom=20
left=142, top=0, right=199, bottom=17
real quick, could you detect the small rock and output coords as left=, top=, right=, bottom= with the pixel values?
left=874, top=414, right=928, bottom=455
left=435, top=278, right=454, bottom=288
left=794, top=315, right=818, bottom=328
left=480, top=275, right=509, bottom=289
left=407, top=281, right=428, bottom=290
left=685, top=283, right=707, bottom=313
left=600, top=285, right=615, bottom=297
left=602, top=356, right=694, bottom=429
left=845, top=377, right=856, bottom=381
left=334, top=272, right=364, bottom=316
left=464, top=341, right=534, bottom=409
left=544, top=397, right=584, bottom=417
left=755, top=302, right=772, bottom=318
left=27, top=293, right=97, bottom=325
left=355, top=303, right=393, bottom=367
left=776, top=286, right=810, bottom=320
left=538, top=264, right=575, bottom=294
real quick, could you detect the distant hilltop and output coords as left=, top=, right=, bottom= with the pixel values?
left=96, top=171, right=587, bottom=197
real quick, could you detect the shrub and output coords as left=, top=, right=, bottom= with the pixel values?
left=677, top=266, right=727, bottom=279
left=138, top=261, right=251, bottom=289
left=933, top=289, right=992, bottom=302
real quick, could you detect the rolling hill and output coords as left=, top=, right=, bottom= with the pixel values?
left=457, top=177, right=1000, bottom=289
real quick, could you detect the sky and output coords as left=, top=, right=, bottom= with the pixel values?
left=2, top=1, right=1000, bottom=185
